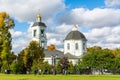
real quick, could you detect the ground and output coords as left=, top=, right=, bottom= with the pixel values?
left=0, top=74, right=120, bottom=80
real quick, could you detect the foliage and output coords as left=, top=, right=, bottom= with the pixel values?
left=47, top=44, right=56, bottom=51
left=0, top=12, right=15, bottom=72
left=60, top=56, right=69, bottom=72
left=68, top=61, right=74, bottom=74
left=81, top=46, right=120, bottom=74
left=40, top=61, right=52, bottom=74
left=56, top=60, right=61, bottom=74
left=17, top=41, right=45, bottom=73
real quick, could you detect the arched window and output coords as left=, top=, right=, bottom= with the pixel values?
left=83, top=43, right=85, bottom=50
left=75, top=43, right=78, bottom=50
left=33, top=29, right=37, bottom=37
left=67, top=43, right=70, bottom=50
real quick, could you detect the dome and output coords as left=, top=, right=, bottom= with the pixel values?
left=36, top=12, right=41, bottom=18
left=65, top=31, right=87, bottom=40
left=32, top=22, right=46, bottom=27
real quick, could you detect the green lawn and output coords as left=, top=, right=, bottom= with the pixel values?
left=0, top=74, right=120, bottom=80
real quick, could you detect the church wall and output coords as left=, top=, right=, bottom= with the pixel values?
left=69, top=59, right=78, bottom=65
left=64, top=40, right=85, bottom=56
left=44, top=57, right=52, bottom=64
left=44, top=57, right=79, bottom=65
left=31, top=26, right=40, bottom=42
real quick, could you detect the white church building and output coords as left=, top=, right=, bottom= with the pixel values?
left=31, top=12, right=87, bottom=65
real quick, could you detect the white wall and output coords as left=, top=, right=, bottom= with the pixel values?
left=31, top=26, right=40, bottom=42
left=64, top=40, right=86, bottom=56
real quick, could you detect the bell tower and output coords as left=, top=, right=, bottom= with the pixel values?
left=31, top=12, right=47, bottom=49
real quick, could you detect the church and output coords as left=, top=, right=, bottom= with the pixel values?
left=31, top=12, right=87, bottom=65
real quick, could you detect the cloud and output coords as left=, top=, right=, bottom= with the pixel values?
left=46, top=23, right=73, bottom=49
left=11, top=25, right=32, bottom=54
left=48, top=38, right=62, bottom=46
left=55, top=23, right=72, bottom=34
left=10, top=29, right=23, bottom=38
left=0, top=0, right=65, bottom=22
left=86, top=26, right=120, bottom=49
left=58, top=8, right=120, bottom=28
left=105, top=0, right=120, bottom=7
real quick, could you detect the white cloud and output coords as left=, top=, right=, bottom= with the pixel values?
left=0, top=0, right=65, bottom=22
left=58, top=8, right=120, bottom=28
left=86, top=26, right=120, bottom=49
left=55, top=23, right=72, bottom=34
left=105, top=0, right=120, bottom=7
left=10, top=29, right=23, bottom=38
left=112, top=26, right=120, bottom=34
left=48, top=38, right=62, bottom=46
left=11, top=25, right=32, bottom=54
left=46, top=24, right=73, bottom=49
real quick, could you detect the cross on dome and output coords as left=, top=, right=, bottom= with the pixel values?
left=37, top=12, right=41, bottom=18
left=72, top=22, right=78, bottom=31
left=36, top=10, right=42, bottom=22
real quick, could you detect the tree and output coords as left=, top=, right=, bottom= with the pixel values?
left=68, top=61, right=74, bottom=74
left=40, top=61, right=52, bottom=74
left=60, top=57, right=69, bottom=74
left=56, top=60, right=61, bottom=74
left=82, top=46, right=119, bottom=74
left=76, top=59, right=84, bottom=74
left=17, top=41, right=45, bottom=73
left=109, top=48, right=120, bottom=74
left=47, top=44, right=56, bottom=51
left=0, top=12, right=15, bottom=72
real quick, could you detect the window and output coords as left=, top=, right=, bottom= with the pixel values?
left=75, top=43, right=78, bottom=50
left=33, top=30, right=36, bottom=37
left=67, top=43, right=70, bottom=50
left=41, top=29, right=44, bottom=34
left=83, top=43, right=85, bottom=50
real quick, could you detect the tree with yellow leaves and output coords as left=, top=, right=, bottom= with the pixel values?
left=47, top=44, right=56, bottom=51
left=0, top=12, right=15, bottom=72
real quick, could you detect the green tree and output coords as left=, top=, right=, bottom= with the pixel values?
left=68, top=61, right=74, bottom=74
left=56, top=60, right=61, bottom=74
left=41, top=61, right=52, bottom=74
left=17, top=41, right=45, bottom=73
left=0, top=12, right=15, bottom=72
left=82, top=46, right=119, bottom=74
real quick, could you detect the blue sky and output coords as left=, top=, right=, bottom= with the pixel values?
left=65, top=0, right=105, bottom=9
left=0, top=0, right=120, bottom=54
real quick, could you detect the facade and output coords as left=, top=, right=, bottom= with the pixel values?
left=31, top=12, right=47, bottom=49
left=31, top=12, right=87, bottom=65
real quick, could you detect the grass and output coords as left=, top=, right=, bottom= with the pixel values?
left=0, top=74, right=120, bottom=80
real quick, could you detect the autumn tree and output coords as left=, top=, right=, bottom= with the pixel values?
left=47, top=44, right=56, bottom=51
left=0, top=12, right=15, bottom=72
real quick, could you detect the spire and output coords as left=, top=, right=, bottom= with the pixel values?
left=72, top=21, right=78, bottom=31
left=36, top=10, right=42, bottom=22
